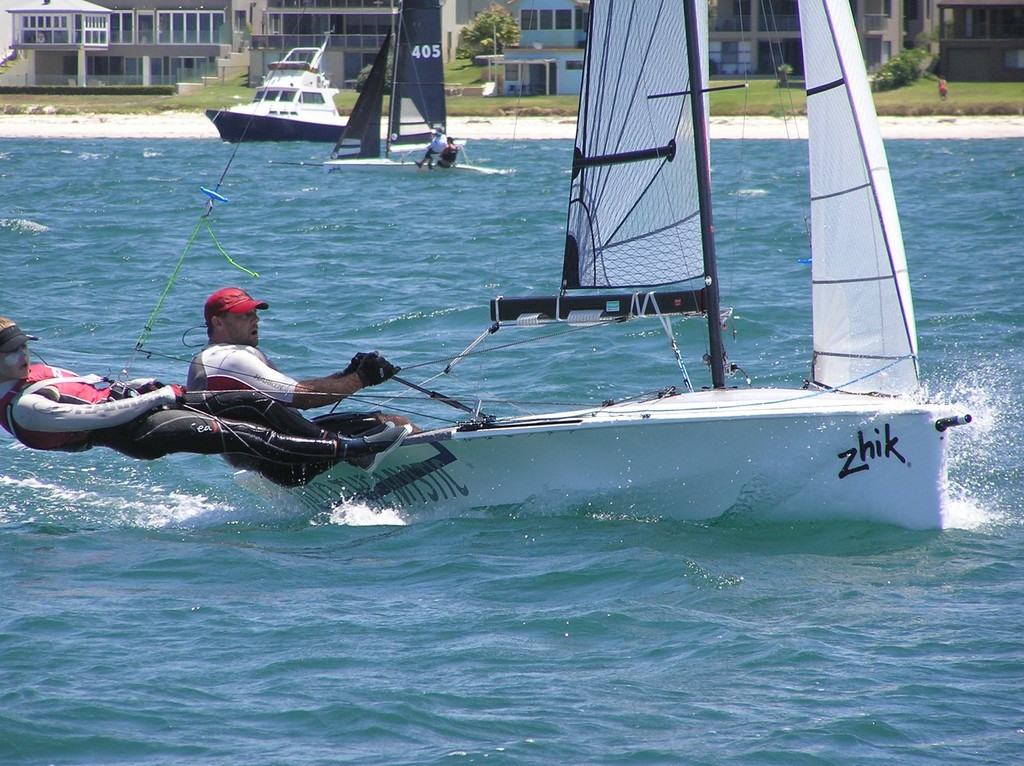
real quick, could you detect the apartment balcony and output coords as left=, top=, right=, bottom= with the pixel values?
left=251, top=33, right=388, bottom=50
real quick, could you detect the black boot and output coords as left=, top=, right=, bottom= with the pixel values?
left=337, top=423, right=412, bottom=472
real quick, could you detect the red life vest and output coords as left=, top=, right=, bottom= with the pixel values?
left=0, top=364, right=111, bottom=450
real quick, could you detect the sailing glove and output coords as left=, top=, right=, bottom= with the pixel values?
left=355, top=352, right=399, bottom=387
left=338, top=352, right=371, bottom=378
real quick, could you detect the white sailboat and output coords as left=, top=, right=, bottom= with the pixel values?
left=240, top=0, right=970, bottom=529
left=322, top=0, right=509, bottom=175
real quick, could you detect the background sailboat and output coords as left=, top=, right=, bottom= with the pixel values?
left=323, top=0, right=509, bottom=175
left=242, top=0, right=969, bottom=529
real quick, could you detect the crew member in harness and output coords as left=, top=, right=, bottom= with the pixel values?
left=436, top=136, right=460, bottom=168
left=0, top=317, right=406, bottom=485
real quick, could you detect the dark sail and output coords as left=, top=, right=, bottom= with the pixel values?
left=388, top=0, right=446, bottom=150
left=330, top=31, right=391, bottom=160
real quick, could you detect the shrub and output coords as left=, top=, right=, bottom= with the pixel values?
left=873, top=48, right=929, bottom=92
left=0, top=85, right=175, bottom=96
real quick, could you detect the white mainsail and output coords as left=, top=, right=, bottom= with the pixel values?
left=801, top=0, right=920, bottom=395
left=564, top=0, right=708, bottom=291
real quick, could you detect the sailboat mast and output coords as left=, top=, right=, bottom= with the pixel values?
left=683, top=0, right=726, bottom=389
left=385, top=0, right=404, bottom=157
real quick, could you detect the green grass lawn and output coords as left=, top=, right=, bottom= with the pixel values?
left=2, top=60, right=1022, bottom=117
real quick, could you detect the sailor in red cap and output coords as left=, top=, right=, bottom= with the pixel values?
left=188, top=286, right=414, bottom=434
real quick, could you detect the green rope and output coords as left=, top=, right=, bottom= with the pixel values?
left=121, top=209, right=259, bottom=379
left=128, top=215, right=205, bottom=361
left=205, top=219, right=259, bottom=278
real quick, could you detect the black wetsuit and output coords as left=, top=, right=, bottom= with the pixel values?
left=4, top=371, right=381, bottom=488
left=437, top=145, right=458, bottom=168
left=82, top=391, right=347, bottom=486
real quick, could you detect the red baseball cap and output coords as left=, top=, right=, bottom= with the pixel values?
left=204, top=287, right=269, bottom=324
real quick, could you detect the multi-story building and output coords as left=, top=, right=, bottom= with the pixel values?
left=498, top=0, right=588, bottom=96
left=937, top=0, right=1024, bottom=81
left=3, top=0, right=247, bottom=86
left=5, top=0, right=1020, bottom=90
left=710, top=0, right=939, bottom=79
left=247, top=0, right=493, bottom=88
left=496, top=0, right=969, bottom=96
left=1, top=0, right=487, bottom=88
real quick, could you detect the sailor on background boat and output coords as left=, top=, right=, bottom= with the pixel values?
left=0, top=317, right=403, bottom=481
left=436, top=137, right=460, bottom=168
left=416, top=126, right=449, bottom=169
left=187, top=288, right=415, bottom=436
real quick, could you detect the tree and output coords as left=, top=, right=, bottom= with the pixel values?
left=355, top=54, right=392, bottom=94
left=457, top=5, right=520, bottom=59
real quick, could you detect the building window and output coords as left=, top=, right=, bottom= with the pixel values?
left=965, top=9, right=986, bottom=39
left=19, top=13, right=71, bottom=45
left=521, top=9, right=559, bottom=30
left=555, top=10, right=571, bottom=29
left=992, top=8, right=1024, bottom=39
left=88, top=56, right=124, bottom=75
left=170, top=56, right=213, bottom=79
left=565, top=60, right=583, bottom=70
left=714, top=41, right=752, bottom=75
left=157, top=11, right=224, bottom=45
left=83, top=14, right=108, bottom=46
left=575, top=8, right=589, bottom=32
left=110, top=12, right=133, bottom=44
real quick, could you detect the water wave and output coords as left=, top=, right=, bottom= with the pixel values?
left=0, top=217, right=49, bottom=233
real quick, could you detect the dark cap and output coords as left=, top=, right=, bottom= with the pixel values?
left=204, top=287, right=269, bottom=324
left=0, top=321, right=38, bottom=353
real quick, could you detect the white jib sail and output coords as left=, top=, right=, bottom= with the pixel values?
left=565, top=0, right=708, bottom=290
left=801, top=0, right=920, bottom=395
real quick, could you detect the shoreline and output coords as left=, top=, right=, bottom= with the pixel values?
left=1, top=111, right=1023, bottom=140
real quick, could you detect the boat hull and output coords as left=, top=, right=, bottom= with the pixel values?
left=323, top=157, right=511, bottom=175
left=236, top=388, right=962, bottom=529
left=206, top=109, right=344, bottom=143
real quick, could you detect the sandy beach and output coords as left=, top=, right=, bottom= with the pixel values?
left=1, top=111, right=1023, bottom=140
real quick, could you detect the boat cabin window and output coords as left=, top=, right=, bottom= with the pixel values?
left=278, top=90, right=297, bottom=102
left=283, top=48, right=317, bottom=66
left=300, top=91, right=326, bottom=104
left=254, top=88, right=283, bottom=102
